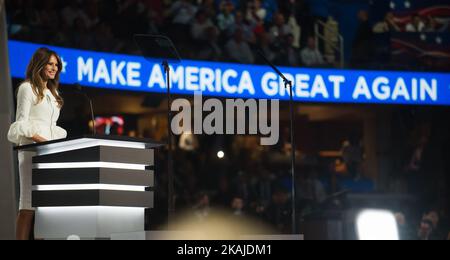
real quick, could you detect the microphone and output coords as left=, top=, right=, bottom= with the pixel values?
left=73, top=84, right=96, bottom=135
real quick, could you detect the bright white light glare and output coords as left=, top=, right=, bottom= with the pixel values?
left=67, top=235, right=81, bottom=240
left=38, top=206, right=146, bottom=211
left=35, top=207, right=146, bottom=238
left=34, top=162, right=147, bottom=170
left=37, top=139, right=147, bottom=155
left=33, top=184, right=147, bottom=192
left=356, top=210, right=399, bottom=240
left=404, top=1, right=411, bottom=8
left=217, top=151, right=225, bottom=159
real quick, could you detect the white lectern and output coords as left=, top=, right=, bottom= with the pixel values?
left=16, top=135, right=163, bottom=240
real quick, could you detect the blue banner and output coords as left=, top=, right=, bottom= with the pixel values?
left=8, top=40, right=450, bottom=106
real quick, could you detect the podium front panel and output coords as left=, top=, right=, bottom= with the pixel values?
left=33, top=168, right=154, bottom=186
left=33, top=190, right=154, bottom=208
left=18, top=136, right=162, bottom=239
left=32, top=146, right=155, bottom=166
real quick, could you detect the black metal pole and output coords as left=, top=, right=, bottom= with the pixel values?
left=88, top=99, right=96, bottom=135
left=287, top=80, right=297, bottom=234
left=256, top=50, right=297, bottom=234
left=163, top=61, right=175, bottom=227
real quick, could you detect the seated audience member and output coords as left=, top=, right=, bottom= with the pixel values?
left=256, top=32, right=276, bottom=63
left=424, top=16, right=438, bottom=32
left=269, top=12, right=292, bottom=45
left=373, top=12, right=400, bottom=33
left=301, top=36, right=325, bottom=67
left=225, top=29, right=255, bottom=64
left=246, top=0, right=267, bottom=25
left=191, top=10, right=216, bottom=42
left=406, top=14, right=425, bottom=32
left=278, top=34, right=300, bottom=66
left=168, top=0, right=197, bottom=25
left=216, top=0, right=235, bottom=34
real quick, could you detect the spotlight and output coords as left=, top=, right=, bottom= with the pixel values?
left=356, top=209, right=399, bottom=240
left=217, top=151, right=225, bottom=159
left=404, top=1, right=411, bottom=8
left=390, top=1, right=396, bottom=9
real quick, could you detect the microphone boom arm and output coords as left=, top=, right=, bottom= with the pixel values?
left=73, top=84, right=96, bottom=136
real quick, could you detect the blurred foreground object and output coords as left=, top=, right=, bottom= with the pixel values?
left=357, top=209, right=399, bottom=240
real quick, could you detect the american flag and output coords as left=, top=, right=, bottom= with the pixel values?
left=391, top=32, right=450, bottom=70
left=376, top=0, right=450, bottom=31
left=388, top=0, right=450, bottom=12
left=370, top=0, right=450, bottom=24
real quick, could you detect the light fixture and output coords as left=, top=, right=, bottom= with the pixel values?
left=404, top=1, right=411, bottom=8
left=34, top=162, right=147, bottom=171
left=356, top=209, right=399, bottom=240
left=217, top=151, right=225, bottom=159
left=34, top=184, right=147, bottom=192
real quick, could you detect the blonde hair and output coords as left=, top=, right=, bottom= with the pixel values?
left=25, top=47, right=64, bottom=107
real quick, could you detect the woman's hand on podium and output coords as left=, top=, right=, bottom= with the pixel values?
left=31, top=134, right=48, bottom=143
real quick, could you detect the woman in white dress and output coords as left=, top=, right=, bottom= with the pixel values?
left=7, top=47, right=67, bottom=240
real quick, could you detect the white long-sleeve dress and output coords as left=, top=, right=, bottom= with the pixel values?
left=7, top=82, right=67, bottom=210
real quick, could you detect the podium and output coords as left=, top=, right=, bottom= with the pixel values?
left=16, top=136, right=163, bottom=240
